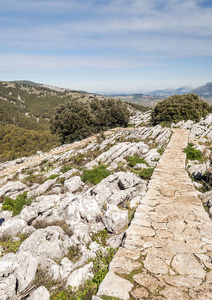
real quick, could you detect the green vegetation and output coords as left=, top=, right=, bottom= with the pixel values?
left=184, top=143, right=203, bottom=162
left=92, top=229, right=108, bottom=246
left=61, top=165, right=72, bottom=173
left=50, top=98, right=130, bottom=143
left=124, top=102, right=151, bottom=112
left=126, top=155, right=148, bottom=167
left=139, top=168, right=154, bottom=180
left=45, top=174, right=59, bottom=181
left=0, top=123, right=60, bottom=162
left=0, top=234, right=27, bottom=256
left=2, top=192, right=31, bottom=216
left=50, top=249, right=116, bottom=300
left=151, top=94, right=211, bottom=125
left=81, top=165, right=111, bottom=185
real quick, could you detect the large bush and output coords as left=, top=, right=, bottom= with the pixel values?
left=151, top=94, right=211, bottom=125
left=50, top=98, right=130, bottom=143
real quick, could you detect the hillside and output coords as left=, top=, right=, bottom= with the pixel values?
left=0, top=81, right=151, bottom=162
left=0, top=110, right=212, bottom=299
left=113, top=82, right=212, bottom=107
left=192, top=82, right=212, bottom=98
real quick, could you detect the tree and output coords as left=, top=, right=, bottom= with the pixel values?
left=50, top=98, right=130, bottom=143
left=151, top=94, right=211, bottom=125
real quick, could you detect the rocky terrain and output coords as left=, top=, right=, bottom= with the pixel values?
left=0, top=111, right=212, bottom=299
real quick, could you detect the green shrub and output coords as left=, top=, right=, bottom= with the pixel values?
left=139, top=168, right=154, bottom=180
left=2, top=192, right=31, bottom=216
left=126, top=155, right=147, bottom=167
left=50, top=98, right=130, bottom=143
left=61, top=165, right=72, bottom=173
left=50, top=248, right=116, bottom=300
left=45, top=174, right=59, bottom=181
left=184, top=143, right=203, bottom=162
left=0, top=234, right=27, bottom=256
left=151, top=94, right=211, bottom=125
left=92, top=229, right=108, bottom=246
left=81, top=165, right=111, bottom=185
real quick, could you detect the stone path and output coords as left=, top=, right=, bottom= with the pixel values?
left=97, top=129, right=212, bottom=300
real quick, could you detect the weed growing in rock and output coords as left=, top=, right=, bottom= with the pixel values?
left=45, top=174, right=59, bottom=181
left=61, top=165, right=72, bottom=173
left=2, top=192, right=31, bottom=216
left=184, top=143, right=203, bottom=162
left=34, top=220, right=73, bottom=237
left=81, top=165, right=111, bottom=185
left=65, top=245, right=81, bottom=263
left=157, top=147, right=165, bottom=155
left=126, top=155, right=148, bottom=167
left=0, top=234, right=27, bottom=256
left=139, top=168, right=154, bottom=180
left=92, top=229, right=108, bottom=246
left=50, top=248, right=116, bottom=300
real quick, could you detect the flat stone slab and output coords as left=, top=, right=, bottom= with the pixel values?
left=97, top=272, right=133, bottom=300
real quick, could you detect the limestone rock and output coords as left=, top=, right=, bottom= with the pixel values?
left=18, top=226, right=72, bottom=264
left=97, top=271, right=133, bottom=300
left=28, top=286, right=50, bottom=300
left=188, top=163, right=207, bottom=180
left=66, top=262, right=94, bottom=289
left=0, top=251, right=38, bottom=299
left=0, top=218, right=27, bottom=238
left=0, top=181, right=27, bottom=198
left=107, top=232, right=124, bottom=249
left=64, top=176, right=84, bottom=193
left=103, top=204, right=128, bottom=234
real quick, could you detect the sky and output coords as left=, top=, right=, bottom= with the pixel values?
left=0, top=0, right=212, bottom=93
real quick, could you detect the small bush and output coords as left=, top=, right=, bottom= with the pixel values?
left=34, top=220, right=73, bottom=237
left=2, top=192, right=31, bottom=216
left=126, top=155, right=147, bottom=167
left=61, top=165, right=72, bottom=173
left=66, top=245, right=81, bottom=263
left=139, top=168, right=154, bottom=180
left=81, top=165, right=111, bottom=185
left=92, top=229, right=108, bottom=246
left=50, top=248, right=116, bottom=300
left=45, top=174, right=59, bottom=181
left=151, top=94, right=211, bottom=125
left=0, top=234, right=27, bottom=256
left=184, top=143, right=203, bottom=162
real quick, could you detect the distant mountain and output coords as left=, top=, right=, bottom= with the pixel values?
left=147, top=86, right=194, bottom=97
left=11, top=80, right=41, bottom=87
left=191, top=82, right=212, bottom=98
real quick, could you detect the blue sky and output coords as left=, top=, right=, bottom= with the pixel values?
left=0, top=0, right=212, bottom=93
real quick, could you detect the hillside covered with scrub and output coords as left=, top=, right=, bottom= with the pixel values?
left=0, top=81, right=147, bottom=162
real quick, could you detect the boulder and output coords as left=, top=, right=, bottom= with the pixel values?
left=28, top=286, right=50, bottom=300
left=59, top=257, right=74, bottom=281
left=134, top=163, right=147, bottom=169
left=201, top=190, right=212, bottom=205
left=0, top=218, right=27, bottom=238
left=0, top=251, right=38, bottom=299
left=66, top=262, right=94, bottom=289
left=64, top=176, right=84, bottom=193
left=30, top=179, right=57, bottom=197
left=188, top=163, right=207, bottom=180
left=18, top=226, right=72, bottom=264
left=0, top=181, right=27, bottom=198
left=103, top=204, right=128, bottom=234
left=107, top=232, right=125, bottom=249
left=118, top=172, right=141, bottom=189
